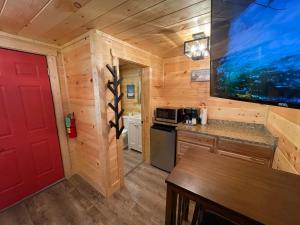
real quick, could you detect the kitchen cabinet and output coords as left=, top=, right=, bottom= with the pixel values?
left=128, top=117, right=142, bottom=152
left=177, top=141, right=211, bottom=161
left=216, top=150, right=269, bottom=166
left=215, top=137, right=273, bottom=167
left=177, top=130, right=274, bottom=167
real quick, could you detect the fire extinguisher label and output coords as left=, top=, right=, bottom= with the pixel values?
left=65, top=117, right=71, bottom=128
left=65, top=112, right=77, bottom=138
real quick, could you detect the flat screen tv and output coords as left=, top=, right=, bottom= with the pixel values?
left=210, top=0, right=300, bottom=109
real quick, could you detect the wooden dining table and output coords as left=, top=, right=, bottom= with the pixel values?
left=165, top=149, right=300, bottom=225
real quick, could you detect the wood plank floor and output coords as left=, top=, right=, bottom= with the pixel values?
left=0, top=162, right=168, bottom=225
left=123, top=149, right=143, bottom=176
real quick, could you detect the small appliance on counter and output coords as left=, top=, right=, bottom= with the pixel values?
left=183, top=108, right=200, bottom=125
left=199, top=103, right=208, bottom=125
left=154, top=107, right=184, bottom=124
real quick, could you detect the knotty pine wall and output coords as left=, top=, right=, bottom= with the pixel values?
left=56, top=30, right=299, bottom=197
left=267, top=107, right=300, bottom=174
left=152, top=55, right=269, bottom=124
left=92, top=30, right=163, bottom=195
left=57, top=30, right=163, bottom=196
left=57, top=37, right=107, bottom=195
left=152, top=55, right=300, bottom=174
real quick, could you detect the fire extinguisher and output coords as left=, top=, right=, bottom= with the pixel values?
left=65, top=112, right=77, bottom=138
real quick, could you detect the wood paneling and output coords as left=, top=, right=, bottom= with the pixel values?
left=0, top=31, right=58, bottom=56
left=0, top=0, right=210, bottom=57
left=58, top=36, right=107, bottom=195
left=151, top=54, right=300, bottom=174
left=47, top=55, right=72, bottom=178
left=267, top=107, right=300, bottom=174
left=120, top=64, right=142, bottom=115
left=19, top=0, right=94, bottom=39
left=91, top=30, right=163, bottom=195
left=152, top=55, right=269, bottom=124
left=0, top=0, right=50, bottom=33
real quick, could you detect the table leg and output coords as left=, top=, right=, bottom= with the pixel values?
left=191, top=203, right=200, bottom=225
left=192, top=203, right=205, bottom=225
left=183, top=197, right=189, bottom=221
left=165, top=184, right=177, bottom=225
left=177, top=195, right=183, bottom=225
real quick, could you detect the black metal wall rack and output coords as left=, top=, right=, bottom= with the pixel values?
left=106, top=64, right=124, bottom=139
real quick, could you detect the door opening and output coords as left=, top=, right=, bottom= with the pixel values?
left=118, top=59, right=145, bottom=176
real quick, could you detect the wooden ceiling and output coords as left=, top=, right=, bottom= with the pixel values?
left=0, top=0, right=211, bottom=57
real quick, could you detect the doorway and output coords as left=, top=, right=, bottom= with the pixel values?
left=0, top=48, right=64, bottom=210
left=118, top=59, right=144, bottom=176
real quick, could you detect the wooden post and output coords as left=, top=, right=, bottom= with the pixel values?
left=165, top=184, right=177, bottom=225
left=47, top=56, right=72, bottom=178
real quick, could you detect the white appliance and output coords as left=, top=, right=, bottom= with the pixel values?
left=121, top=117, right=129, bottom=149
left=122, top=115, right=142, bottom=152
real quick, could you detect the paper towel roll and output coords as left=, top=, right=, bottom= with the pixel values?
left=201, top=108, right=208, bottom=125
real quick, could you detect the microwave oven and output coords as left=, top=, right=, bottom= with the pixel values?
left=154, top=107, right=184, bottom=124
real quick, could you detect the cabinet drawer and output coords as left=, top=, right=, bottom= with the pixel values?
left=177, top=141, right=212, bottom=164
left=177, top=131, right=215, bottom=147
left=177, top=141, right=212, bottom=156
left=216, top=150, right=269, bottom=166
left=217, top=138, right=273, bottom=159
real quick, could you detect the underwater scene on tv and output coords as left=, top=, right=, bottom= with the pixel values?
left=211, top=0, right=300, bottom=108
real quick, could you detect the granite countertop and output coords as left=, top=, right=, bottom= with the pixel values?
left=176, top=120, right=277, bottom=147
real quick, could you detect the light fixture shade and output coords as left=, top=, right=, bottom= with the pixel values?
left=184, top=35, right=210, bottom=60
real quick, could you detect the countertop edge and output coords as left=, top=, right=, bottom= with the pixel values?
left=176, top=126, right=278, bottom=149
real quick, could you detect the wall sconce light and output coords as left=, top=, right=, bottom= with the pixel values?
left=184, top=32, right=210, bottom=60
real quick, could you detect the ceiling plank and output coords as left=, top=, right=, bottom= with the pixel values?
left=0, top=0, right=211, bottom=58
left=54, top=0, right=165, bottom=45
left=128, top=13, right=211, bottom=43
left=18, top=0, right=92, bottom=41
left=124, top=16, right=210, bottom=57
left=115, top=0, right=210, bottom=41
left=101, top=0, right=202, bottom=36
left=39, top=0, right=127, bottom=43
left=0, top=0, right=6, bottom=15
left=0, top=0, right=50, bottom=34
left=86, top=0, right=165, bottom=30
left=118, top=16, right=210, bottom=57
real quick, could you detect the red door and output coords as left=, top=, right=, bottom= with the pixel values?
left=0, top=48, right=64, bottom=210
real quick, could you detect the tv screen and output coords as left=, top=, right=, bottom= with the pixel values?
left=211, top=0, right=300, bottom=109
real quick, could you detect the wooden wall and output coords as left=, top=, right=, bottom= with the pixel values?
left=267, top=107, right=300, bottom=174
left=91, top=30, right=163, bottom=195
left=120, top=64, right=142, bottom=115
left=56, top=29, right=300, bottom=197
left=56, top=30, right=163, bottom=196
left=151, top=54, right=300, bottom=175
left=57, top=36, right=107, bottom=195
left=152, top=55, right=269, bottom=124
